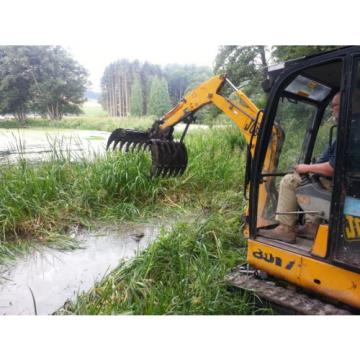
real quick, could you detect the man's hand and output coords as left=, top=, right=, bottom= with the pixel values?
left=294, top=164, right=310, bottom=174
left=294, top=162, right=334, bottom=177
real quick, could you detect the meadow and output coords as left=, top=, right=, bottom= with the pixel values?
left=0, top=107, right=264, bottom=314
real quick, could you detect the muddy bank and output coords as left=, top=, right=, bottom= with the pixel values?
left=0, top=222, right=163, bottom=315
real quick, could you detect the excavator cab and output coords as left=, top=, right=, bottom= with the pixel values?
left=241, top=47, right=360, bottom=312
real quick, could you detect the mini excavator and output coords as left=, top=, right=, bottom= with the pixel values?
left=107, top=46, right=360, bottom=314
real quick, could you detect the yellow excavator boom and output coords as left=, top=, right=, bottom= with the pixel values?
left=107, top=74, right=284, bottom=227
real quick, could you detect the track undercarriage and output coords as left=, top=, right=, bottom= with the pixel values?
left=226, top=265, right=352, bottom=315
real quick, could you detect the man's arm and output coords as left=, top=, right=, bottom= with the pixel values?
left=294, top=162, right=334, bottom=177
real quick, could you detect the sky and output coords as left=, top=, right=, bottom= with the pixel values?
left=65, top=44, right=219, bottom=92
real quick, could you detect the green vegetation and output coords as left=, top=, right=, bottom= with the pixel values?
left=0, top=115, right=155, bottom=132
left=0, top=46, right=88, bottom=121
left=147, top=76, right=172, bottom=117
left=100, top=60, right=212, bottom=118
left=129, top=75, right=143, bottom=116
left=61, top=204, right=262, bottom=315
left=0, top=125, right=245, bottom=240
left=0, top=122, right=258, bottom=314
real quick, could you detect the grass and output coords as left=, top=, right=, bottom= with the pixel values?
left=0, top=116, right=156, bottom=132
left=0, top=116, right=265, bottom=314
left=0, top=125, right=246, bottom=247
left=0, top=102, right=155, bottom=132
left=60, top=198, right=265, bottom=315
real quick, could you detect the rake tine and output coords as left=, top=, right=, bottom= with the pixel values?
left=134, top=142, right=142, bottom=151
left=151, top=167, right=160, bottom=178
left=163, top=141, right=171, bottom=155
left=162, top=167, right=170, bottom=177
left=125, top=141, right=132, bottom=152
left=171, top=167, right=180, bottom=177
left=112, top=139, right=120, bottom=150
left=167, top=168, right=175, bottom=177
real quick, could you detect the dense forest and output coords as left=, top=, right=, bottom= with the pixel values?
left=101, top=46, right=339, bottom=118
left=100, top=60, right=212, bottom=117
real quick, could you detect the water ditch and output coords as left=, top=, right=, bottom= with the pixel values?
left=0, top=222, right=165, bottom=315
left=0, top=129, right=110, bottom=164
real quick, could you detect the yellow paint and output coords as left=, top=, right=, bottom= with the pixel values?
left=159, top=74, right=284, bottom=228
left=344, top=215, right=360, bottom=241
left=311, top=224, right=328, bottom=258
left=248, top=239, right=360, bottom=310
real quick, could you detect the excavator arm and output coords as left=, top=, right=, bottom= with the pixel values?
left=107, top=74, right=284, bottom=227
left=107, top=74, right=270, bottom=166
left=157, top=74, right=260, bottom=150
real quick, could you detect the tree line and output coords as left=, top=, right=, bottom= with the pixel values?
left=0, top=46, right=340, bottom=123
left=100, top=60, right=212, bottom=117
left=0, top=46, right=88, bottom=122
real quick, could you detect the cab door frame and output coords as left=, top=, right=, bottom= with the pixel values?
left=329, top=52, right=360, bottom=273
left=249, top=49, right=353, bottom=266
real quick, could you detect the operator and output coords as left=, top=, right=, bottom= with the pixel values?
left=259, top=92, right=340, bottom=244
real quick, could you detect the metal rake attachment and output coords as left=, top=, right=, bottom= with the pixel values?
left=106, top=128, right=151, bottom=152
left=150, top=140, right=188, bottom=177
left=106, top=128, right=188, bottom=177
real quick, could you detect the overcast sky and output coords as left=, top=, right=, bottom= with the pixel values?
left=66, top=44, right=219, bottom=92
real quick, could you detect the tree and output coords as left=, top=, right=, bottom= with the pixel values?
left=163, top=64, right=212, bottom=106
left=147, top=76, right=172, bottom=117
left=130, top=74, right=143, bottom=116
left=30, top=46, right=88, bottom=120
left=0, top=46, right=88, bottom=122
left=272, top=46, right=339, bottom=62
left=0, top=46, right=34, bottom=122
left=140, top=62, right=162, bottom=114
left=214, top=46, right=269, bottom=101
left=100, top=60, right=133, bottom=117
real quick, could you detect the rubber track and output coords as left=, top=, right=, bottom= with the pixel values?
left=226, top=267, right=351, bottom=315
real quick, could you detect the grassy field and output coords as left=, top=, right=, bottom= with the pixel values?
left=0, top=102, right=155, bottom=132
left=0, top=109, right=263, bottom=314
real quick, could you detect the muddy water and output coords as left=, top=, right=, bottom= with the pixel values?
left=0, top=126, right=214, bottom=163
left=0, top=223, right=163, bottom=315
left=0, top=129, right=110, bottom=163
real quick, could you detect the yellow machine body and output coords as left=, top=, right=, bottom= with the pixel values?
left=247, top=238, right=360, bottom=309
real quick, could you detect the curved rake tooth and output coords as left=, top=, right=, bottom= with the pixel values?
left=167, top=168, right=175, bottom=177
left=179, top=166, right=186, bottom=176
left=125, top=141, right=132, bottom=152
left=157, top=167, right=165, bottom=177
left=130, top=142, right=138, bottom=151
left=112, top=139, right=120, bottom=150
left=172, top=167, right=181, bottom=177
left=162, top=167, right=171, bottom=177
left=119, top=141, right=126, bottom=151
left=151, top=166, right=160, bottom=178
left=134, top=142, right=142, bottom=151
